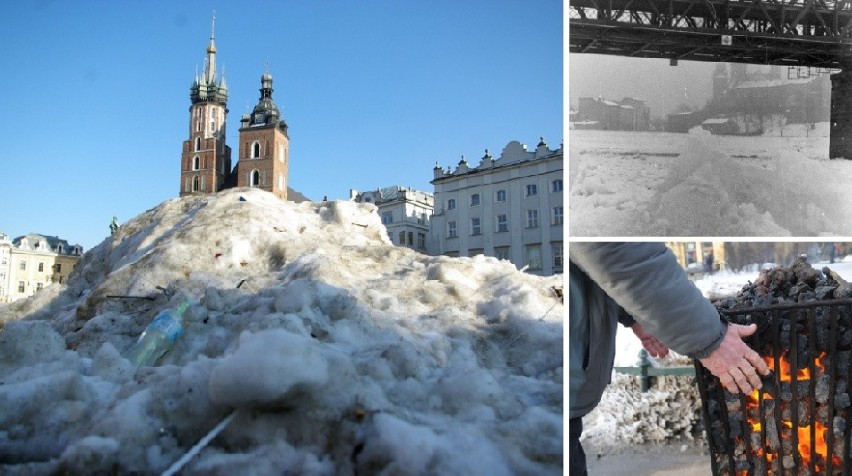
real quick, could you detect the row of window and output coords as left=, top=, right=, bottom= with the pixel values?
left=16, top=261, right=62, bottom=272
left=446, top=179, right=563, bottom=210
left=451, top=242, right=563, bottom=271
left=447, top=207, right=563, bottom=237
left=243, top=141, right=288, bottom=162
left=381, top=211, right=429, bottom=226
left=389, top=231, right=428, bottom=249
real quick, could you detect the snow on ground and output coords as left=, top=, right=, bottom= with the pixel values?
left=569, top=124, right=852, bottom=236
left=583, top=260, right=852, bottom=447
left=0, top=188, right=564, bottom=475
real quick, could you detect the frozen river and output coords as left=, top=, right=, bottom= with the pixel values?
left=569, top=125, right=852, bottom=236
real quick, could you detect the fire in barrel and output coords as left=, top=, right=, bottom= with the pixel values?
left=696, top=257, right=852, bottom=475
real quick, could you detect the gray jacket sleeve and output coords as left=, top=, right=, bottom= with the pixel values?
left=570, top=242, right=726, bottom=358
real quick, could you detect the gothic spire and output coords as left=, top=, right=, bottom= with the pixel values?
left=204, top=12, right=217, bottom=84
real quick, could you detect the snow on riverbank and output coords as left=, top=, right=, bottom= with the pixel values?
left=569, top=125, right=852, bottom=236
left=0, top=188, right=564, bottom=475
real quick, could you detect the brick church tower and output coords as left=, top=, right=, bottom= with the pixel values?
left=236, top=70, right=289, bottom=200
left=179, top=16, right=232, bottom=196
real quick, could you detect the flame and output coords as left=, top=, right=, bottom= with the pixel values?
left=740, top=351, right=840, bottom=471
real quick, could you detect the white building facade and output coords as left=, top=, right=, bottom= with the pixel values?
left=430, top=139, right=564, bottom=276
left=0, top=233, right=11, bottom=303
left=5, top=234, right=83, bottom=303
left=350, top=186, right=435, bottom=254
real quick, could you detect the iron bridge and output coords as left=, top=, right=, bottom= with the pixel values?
left=569, top=0, right=852, bottom=68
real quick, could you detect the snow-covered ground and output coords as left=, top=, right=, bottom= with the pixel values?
left=583, top=260, right=852, bottom=447
left=569, top=123, right=852, bottom=236
left=0, top=188, right=564, bottom=475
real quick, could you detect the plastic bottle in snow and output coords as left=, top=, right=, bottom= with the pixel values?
left=125, top=300, right=191, bottom=367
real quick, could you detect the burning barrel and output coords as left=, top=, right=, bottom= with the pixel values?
left=696, top=257, right=852, bottom=475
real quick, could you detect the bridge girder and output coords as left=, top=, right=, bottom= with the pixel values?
left=570, top=0, right=852, bottom=67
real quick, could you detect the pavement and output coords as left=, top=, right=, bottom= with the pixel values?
left=584, top=440, right=712, bottom=475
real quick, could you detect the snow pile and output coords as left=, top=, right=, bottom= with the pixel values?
left=580, top=374, right=701, bottom=446
left=569, top=127, right=852, bottom=236
left=0, top=188, right=564, bottom=475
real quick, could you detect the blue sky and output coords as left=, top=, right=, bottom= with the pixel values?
left=0, top=1, right=563, bottom=251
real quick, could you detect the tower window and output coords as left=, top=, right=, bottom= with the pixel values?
left=192, top=175, right=200, bottom=192
left=279, top=144, right=284, bottom=163
left=195, top=137, right=201, bottom=151
left=210, top=109, right=216, bottom=133
left=250, top=169, right=260, bottom=187
left=252, top=141, right=261, bottom=158
left=193, top=156, right=201, bottom=170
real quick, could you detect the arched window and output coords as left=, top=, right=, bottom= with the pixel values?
left=192, top=175, right=200, bottom=192
left=193, top=156, right=200, bottom=170
left=210, top=109, right=216, bottom=133
left=278, top=144, right=284, bottom=163
left=252, top=141, right=261, bottom=158
left=195, top=137, right=201, bottom=151
left=250, top=170, right=260, bottom=187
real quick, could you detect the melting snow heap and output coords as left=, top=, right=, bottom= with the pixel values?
left=0, top=188, right=564, bottom=475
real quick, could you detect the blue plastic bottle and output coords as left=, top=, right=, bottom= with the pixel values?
left=125, top=300, right=190, bottom=367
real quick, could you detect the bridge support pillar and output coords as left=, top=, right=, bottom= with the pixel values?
left=830, top=69, right=852, bottom=159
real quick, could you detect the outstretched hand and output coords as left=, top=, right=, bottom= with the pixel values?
left=631, top=322, right=669, bottom=358
left=699, top=323, right=770, bottom=394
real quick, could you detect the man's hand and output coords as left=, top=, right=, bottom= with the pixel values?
left=631, top=322, right=669, bottom=358
left=699, top=323, right=770, bottom=394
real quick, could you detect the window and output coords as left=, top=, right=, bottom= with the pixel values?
left=417, top=233, right=426, bottom=249
left=210, top=109, right=216, bottom=132
left=38, top=262, right=44, bottom=272
left=192, top=175, right=200, bottom=192
left=193, top=156, right=201, bottom=171
left=1, top=257, right=5, bottom=265
left=470, top=193, right=481, bottom=207
left=526, top=210, right=539, bottom=228
left=195, top=137, right=201, bottom=151
left=36, top=282, right=43, bottom=292
left=471, top=218, right=481, bottom=236
left=553, top=242, right=564, bottom=269
left=526, top=184, right=538, bottom=197
left=496, top=190, right=507, bottom=202
left=469, top=248, right=484, bottom=257
left=55, top=263, right=62, bottom=273
left=526, top=245, right=543, bottom=270
left=495, top=246, right=510, bottom=261
left=399, top=232, right=406, bottom=245
left=407, top=232, right=414, bottom=246
left=252, top=141, right=261, bottom=158
left=279, top=144, right=285, bottom=163
left=447, top=199, right=456, bottom=210
left=18, top=281, right=25, bottom=293
left=448, top=221, right=457, bottom=238
left=496, top=214, right=508, bottom=232
left=382, top=212, right=393, bottom=225
left=553, top=206, right=564, bottom=225
left=19, top=260, right=25, bottom=271
left=278, top=173, right=285, bottom=191
left=552, top=179, right=563, bottom=192
left=250, top=170, right=260, bottom=187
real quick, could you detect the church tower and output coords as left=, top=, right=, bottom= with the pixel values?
left=236, top=70, right=289, bottom=200
left=180, top=15, right=232, bottom=197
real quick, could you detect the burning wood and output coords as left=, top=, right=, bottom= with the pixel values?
left=697, top=257, right=852, bottom=475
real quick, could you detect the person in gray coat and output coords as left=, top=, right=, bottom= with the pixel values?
left=569, top=242, right=770, bottom=475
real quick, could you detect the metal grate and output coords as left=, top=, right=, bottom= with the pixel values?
left=695, top=299, right=852, bottom=475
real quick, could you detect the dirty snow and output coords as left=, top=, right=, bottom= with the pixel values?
left=569, top=123, right=852, bottom=236
left=583, top=261, right=852, bottom=447
left=0, top=188, right=564, bottom=475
